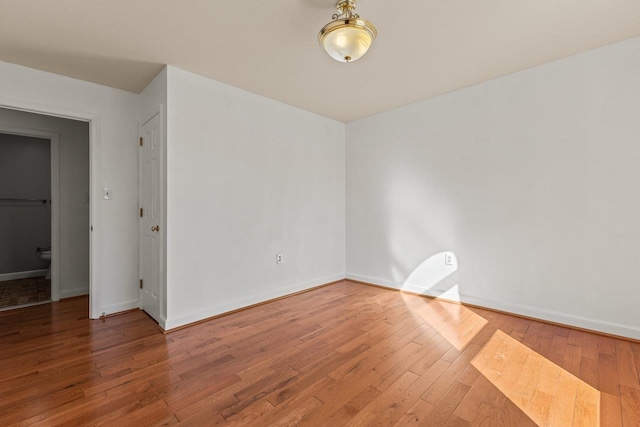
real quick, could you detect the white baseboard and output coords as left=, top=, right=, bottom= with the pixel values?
left=163, top=273, right=345, bottom=331
left=346, top=273, right=640, bottom=341
left=347, top=273, right=399, bottom=289
left=158, top=315, right=168, bottom=331
left=0, top=269, right=48, bottom=281
left=60, top=287, right=89, bottom=299
left=0, top=300, right=50, bottom=313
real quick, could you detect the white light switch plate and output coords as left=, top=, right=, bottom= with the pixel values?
left=102, top=187, right=112, bottom=200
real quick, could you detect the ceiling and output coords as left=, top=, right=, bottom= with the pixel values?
left=1, top=0, right=640, bottom=122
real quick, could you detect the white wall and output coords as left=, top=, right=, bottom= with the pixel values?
left=0, top=133, right=51, bottom=274
left=163, top=66, right=345, bottom=329
left=346, top=37, right=640, bottom=340
left=4, top=37, right=638, bottom=341
left=0, top=61, right=140, bottom=316
left=0, top=110, right=90, bottom=296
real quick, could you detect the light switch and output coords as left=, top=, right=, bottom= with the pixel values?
left=102, top=187, right=112, bottom=200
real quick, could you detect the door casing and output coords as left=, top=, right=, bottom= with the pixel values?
left=0, top=99, right=100, bottom=318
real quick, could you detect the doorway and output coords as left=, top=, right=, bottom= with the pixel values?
left=0, top=109, right=90, bottom=312
left=0, top=133, right=53, bottom=309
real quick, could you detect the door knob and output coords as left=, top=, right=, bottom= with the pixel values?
left=151, top=225, right=159, bottom=232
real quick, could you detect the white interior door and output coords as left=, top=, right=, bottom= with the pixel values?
left=139, top=113, right=162, bottom=323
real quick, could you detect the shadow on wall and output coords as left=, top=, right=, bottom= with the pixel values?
left=401, top=251, right=460, bottom=302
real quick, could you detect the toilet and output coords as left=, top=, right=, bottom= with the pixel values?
left=40, top=250, right=52, bottom=279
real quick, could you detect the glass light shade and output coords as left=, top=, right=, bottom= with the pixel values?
left=318, top=19, right=377, bottom=62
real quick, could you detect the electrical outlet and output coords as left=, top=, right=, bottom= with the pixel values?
left=444, top=252, right=454, bottom=266
left=276, top=254, right=283, bottom=264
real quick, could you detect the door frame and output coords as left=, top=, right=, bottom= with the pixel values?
left=0, top=124, right=61, bottom=300
left=0, top=99, right=101, bottom=318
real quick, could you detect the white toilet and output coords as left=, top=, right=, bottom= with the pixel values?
left=40, top=250, right=52, bottom=279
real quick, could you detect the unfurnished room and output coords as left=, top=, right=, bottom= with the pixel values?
left=0, top=1, right=639, bottom=425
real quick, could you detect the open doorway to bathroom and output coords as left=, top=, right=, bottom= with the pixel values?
left=0, top=133, right=52, bottom=308
left=0, top=108, right=90, bottom=312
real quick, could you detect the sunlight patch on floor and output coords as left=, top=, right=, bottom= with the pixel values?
left=401, top=292, right=488, bottom=351
left=472, top=330, right=600, bottom=426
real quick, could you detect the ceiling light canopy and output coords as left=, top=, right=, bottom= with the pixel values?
left=318, top=0, right=377, bottom=63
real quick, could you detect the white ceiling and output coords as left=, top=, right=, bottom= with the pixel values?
left=1, top=0, right=640, bottom=122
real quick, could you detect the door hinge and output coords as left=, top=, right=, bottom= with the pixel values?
left=140, top=207, right=143, bottom=217
left=139, top=137, right=143, bottom=147
left=140, top=279, right=143, bottom=289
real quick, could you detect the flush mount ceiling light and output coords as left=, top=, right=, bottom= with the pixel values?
left=318, top=0, right=377, bottom=63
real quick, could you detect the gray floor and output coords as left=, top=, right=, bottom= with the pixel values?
left=0, top=276, right=50, bottom=308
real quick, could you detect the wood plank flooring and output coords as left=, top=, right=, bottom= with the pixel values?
left=1, top=280, right=639, bottom=426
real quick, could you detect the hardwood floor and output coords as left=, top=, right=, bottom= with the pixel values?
left=1, top=280, right=639, bottom=426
